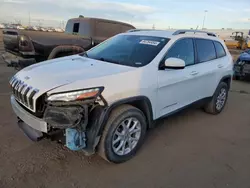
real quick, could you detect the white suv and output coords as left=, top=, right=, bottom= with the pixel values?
left=9, top=29, right=233, bottom=163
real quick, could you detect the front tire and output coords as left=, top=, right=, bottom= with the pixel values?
left=204, top=82, right=229, bottom=115
left=98, top=105, right=147, bottom=163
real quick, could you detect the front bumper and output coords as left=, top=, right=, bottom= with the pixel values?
left=11, top=95, right=48, bottom=133
left=11, top=94, right=107, bottom=155
left=234, top=63, right=250, bottom=78
left=1, top=51, right=36, bottom=69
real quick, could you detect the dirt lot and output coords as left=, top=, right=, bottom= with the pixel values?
left=0, top=30, right=250, bottom=188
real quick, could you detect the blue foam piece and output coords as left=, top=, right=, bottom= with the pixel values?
left=65, top=128, right=86, bottom=151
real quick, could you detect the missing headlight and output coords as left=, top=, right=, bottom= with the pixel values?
left=44, top=105, right=88, bottom=129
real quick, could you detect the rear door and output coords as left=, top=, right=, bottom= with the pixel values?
left=193, top=38, right=219, bottom=97
left=213, top=41, right=232, bottom=80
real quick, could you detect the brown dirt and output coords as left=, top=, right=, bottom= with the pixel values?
left=0, top=30, right=250, bottom=188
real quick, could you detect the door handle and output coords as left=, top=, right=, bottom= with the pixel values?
left=218, top=64, right=224, bottom=68
left=190, top=71, right=199, bottom=76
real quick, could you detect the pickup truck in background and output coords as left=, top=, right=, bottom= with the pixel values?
left=1, top=16, right=135, bottom=69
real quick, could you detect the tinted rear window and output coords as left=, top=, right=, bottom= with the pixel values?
left=214, top=41, right=226, bottom=58
left=196, top=39, right=216, bottom=63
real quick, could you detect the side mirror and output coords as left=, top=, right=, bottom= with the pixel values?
left=164, top=57, right=185, bottom=69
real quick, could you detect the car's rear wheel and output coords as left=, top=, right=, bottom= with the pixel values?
left=98, top=105, right=147, bottom=163
left=204, top=82, right=229, bottom=115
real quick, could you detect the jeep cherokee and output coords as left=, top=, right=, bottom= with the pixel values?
left=9, top=29, right=233, bottom=163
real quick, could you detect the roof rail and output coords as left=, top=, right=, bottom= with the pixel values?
left=173, top=29, right=217, bottom=37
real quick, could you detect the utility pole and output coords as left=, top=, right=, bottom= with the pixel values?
left=29, top=11, right=31, bottom=26
left=62, top=20, right=65, bottom=29
left=152, top=24, right=155, bottom=30
left=202, top=10, right=208, bottom=30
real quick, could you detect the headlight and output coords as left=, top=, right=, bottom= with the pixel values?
left=47, top=87, right=103, bottom=102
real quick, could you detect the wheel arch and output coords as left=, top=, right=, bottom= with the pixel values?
left=220, top=75, right=232, bottom=89
left=98, top=96, right=154, bottom=135
left=47, top=45, right=85, bottom=60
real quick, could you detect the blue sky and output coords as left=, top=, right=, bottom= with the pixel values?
left=0, top=0, right=250, bottom=29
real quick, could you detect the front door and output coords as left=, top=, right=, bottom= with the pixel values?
left=156, top=38, right=202, bottom=118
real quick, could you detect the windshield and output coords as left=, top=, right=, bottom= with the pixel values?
left=85, top=34, right=169, bottom=67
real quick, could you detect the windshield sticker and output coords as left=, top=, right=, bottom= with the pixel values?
left=135, top=62, right=143, bottom=65
left=140, top=40, right=160, bottom=46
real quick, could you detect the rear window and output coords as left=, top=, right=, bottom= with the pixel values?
left=214, top=41, right=226, bottom=58
left=196, top=39, right=216, bottom=63
left=73, top=23, right=80, bottom=33
left=65, top=20, right=91, bottom=36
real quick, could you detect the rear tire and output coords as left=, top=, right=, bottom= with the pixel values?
left=204, top=82, right=229, bottom=115
left=98, top=105, right=147, bottom=163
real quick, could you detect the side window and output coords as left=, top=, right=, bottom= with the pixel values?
left=165, top=38, right=195, bottom=66
left=196, top=39, right=216, bottom=63
left=73, top=23, right=80, bottom=33
left=214, top=41, right=226, bottom=58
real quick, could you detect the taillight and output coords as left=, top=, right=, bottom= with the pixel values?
left=20, top=40, right=28, bottom=46
left=18, top=35, right=34, bottom=52
left=19, top=35, right=29, bottom=46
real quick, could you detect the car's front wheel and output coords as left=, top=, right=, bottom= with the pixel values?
left=98, top=105, right=147, bottom=163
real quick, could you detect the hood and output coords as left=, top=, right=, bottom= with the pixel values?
left=14, top=55, right=135, bottom=96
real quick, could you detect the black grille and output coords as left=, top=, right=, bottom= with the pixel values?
left=10, top=77, right=39, bottom=112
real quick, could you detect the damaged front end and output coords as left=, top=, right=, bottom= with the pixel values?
left=11, top=81, right=109, bottom=155
left=42, top=88, right=108, bottom=154
left=44, top=105, right=88, bottom=129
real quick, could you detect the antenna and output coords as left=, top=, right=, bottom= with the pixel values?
left=194, top=25, right=199, bottom=34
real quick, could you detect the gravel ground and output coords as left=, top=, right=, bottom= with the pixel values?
left=0, top=30, right=250, bottom=188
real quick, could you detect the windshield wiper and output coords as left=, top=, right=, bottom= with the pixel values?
left=79, top=51, right=88, bottom=57
left=98, top=57, right=120, bottom=65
